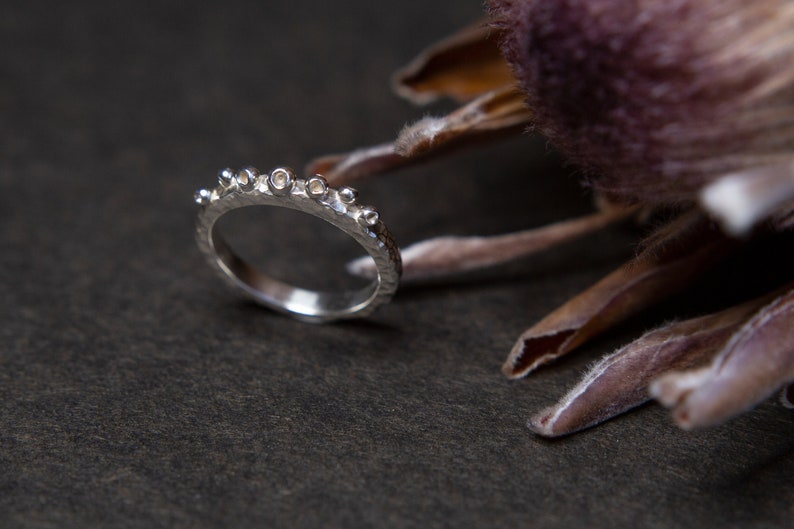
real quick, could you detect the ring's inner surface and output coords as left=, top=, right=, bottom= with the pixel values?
left=211, top=205, right=377, bottom=317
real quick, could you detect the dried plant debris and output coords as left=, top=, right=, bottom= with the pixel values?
left=308, top=1, right=794, bottom=436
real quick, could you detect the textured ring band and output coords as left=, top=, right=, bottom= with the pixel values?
left=194, top=166, right=401, bottom=322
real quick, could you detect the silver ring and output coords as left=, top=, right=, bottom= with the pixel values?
left=194, top=166, right=401, bottom=323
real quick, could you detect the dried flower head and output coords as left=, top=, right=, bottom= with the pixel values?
left=491, top=0, right=794, bottom=205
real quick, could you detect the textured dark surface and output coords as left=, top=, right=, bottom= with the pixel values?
left=1, top=1, right=793, bottom=528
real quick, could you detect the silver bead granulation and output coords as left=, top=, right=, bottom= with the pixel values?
left=358, top=206, right=380, bottom=227
left=218, top=167, right=236, bottom=188
left=236, top=166, right=260, bottom=192
left=268, top=167, right=295, bottom=196
left=338, top=186, right=358, bottom=204
left=194, top=188, right=212, bottom=206
left=306, top=175, right=329, bottom=199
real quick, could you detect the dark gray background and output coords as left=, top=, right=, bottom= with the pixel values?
left=1, top=1, right=792, bottom=527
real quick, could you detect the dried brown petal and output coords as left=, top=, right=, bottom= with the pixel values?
left=347, top=208, right=634, bottom=281
left=306, top=86, right=532, bottom=185
left=392, top=19, right=515, bottom=105
left=529, top=291, right=781, bottom=437
left=305, top=143, right=402, bottom=186
left=700, top=160, right=794, bottom=235
left=503, top=211, right=735, bottom=379
left=650, top=287, right=794, bottom=429
left=394, top=85, right=531, bottom=157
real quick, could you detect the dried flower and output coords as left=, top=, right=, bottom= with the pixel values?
left=310, top=2, right=794, bottom=436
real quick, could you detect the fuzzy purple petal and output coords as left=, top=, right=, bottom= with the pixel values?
left=651, top=287, right=794, bottom=429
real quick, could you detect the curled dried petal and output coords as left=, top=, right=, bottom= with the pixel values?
left=392, top=19, right=515, bottom=104
left=503, top=212, right=735, bottom=379
left=395, top=86, right=531, bottom=157
left=306, top=87, right=532, bottom=185
left=650, top=287, right=794, bottom=429
left=347, top=208, right=634, bottom=281
left=529, top=290, right=782, bottom=437
left=306, top=143, right=401, bottom=186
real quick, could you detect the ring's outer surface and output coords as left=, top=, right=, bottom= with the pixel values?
left=194, top=167, right=401, bottom=323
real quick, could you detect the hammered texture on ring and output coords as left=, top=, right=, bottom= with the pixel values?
left=194, top=166, right=401, bottom=322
